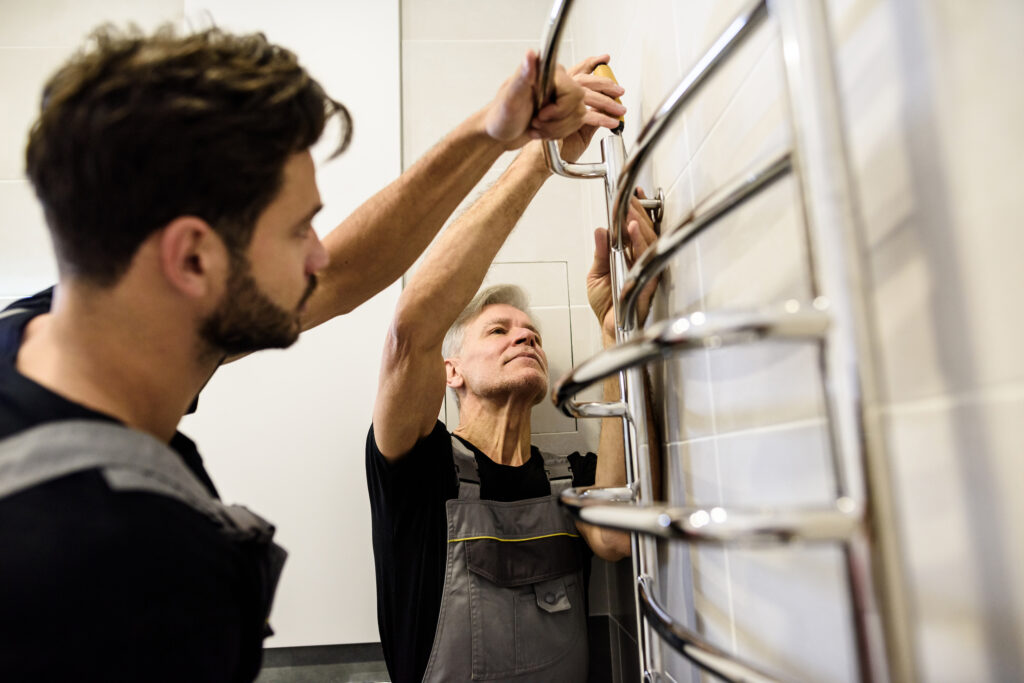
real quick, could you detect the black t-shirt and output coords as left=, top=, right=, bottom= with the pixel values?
left=365, top=420, right=597, bottom=683
left=0, top=290, right=265, bottom=682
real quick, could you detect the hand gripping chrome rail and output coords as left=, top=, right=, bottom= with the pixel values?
left=535, top=0, right=608, bottom=179
left=618, top=152, right=793, bottom=332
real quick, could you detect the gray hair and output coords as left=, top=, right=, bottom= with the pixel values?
left=442, top=284, right=531, bottom=359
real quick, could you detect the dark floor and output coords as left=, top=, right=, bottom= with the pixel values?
left=256, top=643, right=390, bottom=683
left=256, top=616, right=637, bottom=682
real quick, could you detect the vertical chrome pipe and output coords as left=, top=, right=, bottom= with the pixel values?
left=602, top=133, right=663, bottom=678
left=771, top=0, right=916, bottom=680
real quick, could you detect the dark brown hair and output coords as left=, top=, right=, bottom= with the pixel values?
left=25, top=24, right=351, bottom=285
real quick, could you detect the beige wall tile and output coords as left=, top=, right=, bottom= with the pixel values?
left=711, top=420, right=835, bottom=506
left=687, top=37, right=788, bottom=205
left=728, top=546, right=857, bottom=682
left=677, top=6, right=778, bottom=171
left=886, top=388, right=1024, bottom=681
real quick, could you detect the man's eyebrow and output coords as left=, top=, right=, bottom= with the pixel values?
left=482, top=316, right=541, bottom=337
left=294, top=203, right=324, bottom=228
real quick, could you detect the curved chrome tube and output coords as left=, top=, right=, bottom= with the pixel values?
left=553, top=305, right=830, bottom=416
left=561, top=488, right=861, bottom=543
left=638, top=575, right=793, bottom=683
left=562, top=484, right=637, bottom=504
left=536, top=0, right=606, bottom=179
left=610, top=0, right=769, bottom=251
left=561, top=400, right=630, bottom=419
left=619, top=152, right=792, bottom=330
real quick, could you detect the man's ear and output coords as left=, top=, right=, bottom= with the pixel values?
left=157, top=216, right=229, bottom=299
left=444, top=358, right=464, bottom=389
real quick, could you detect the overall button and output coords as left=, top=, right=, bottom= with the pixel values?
left=544, top=592, right=557, bottom=605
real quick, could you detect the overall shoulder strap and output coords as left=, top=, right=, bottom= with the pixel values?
left=539, top=451, right=574, bottom=495
left=449, top=434, right=480, bottom=501
left=0, top=307, right=29, bottom=322
left=0, top=420, right=274, bottom=542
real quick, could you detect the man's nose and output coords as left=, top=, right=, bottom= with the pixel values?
left=307, top=231, right=329, bottom=275
left=513, top=328, right=538, bottom=346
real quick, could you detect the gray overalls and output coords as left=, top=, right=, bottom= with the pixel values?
left=421, top=436, right=589, bottom=682
left=0, top=420, right=287, bottom=634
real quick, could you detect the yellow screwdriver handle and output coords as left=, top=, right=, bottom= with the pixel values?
left=592, top=63, right=624, bottom=134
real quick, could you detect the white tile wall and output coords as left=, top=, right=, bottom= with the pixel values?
left=728, top=546, right=857, bottom=682
left=572, top=0, right=1024, bottom=680
left=711, top=420, right=835, bottom=507
left=886, top=389, right=1024, bottom=681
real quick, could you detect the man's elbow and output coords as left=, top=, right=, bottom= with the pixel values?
left=592, top=528, right=632, bottom=562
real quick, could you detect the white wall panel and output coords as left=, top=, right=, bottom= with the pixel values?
left=179, top=0, right=400, bottom=647
left=0, top=0, right=182, bottom=45
left=0, top=181, right=55, bottom=295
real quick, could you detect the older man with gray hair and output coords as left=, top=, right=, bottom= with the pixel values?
left=365, top=55, right=659, bottom=682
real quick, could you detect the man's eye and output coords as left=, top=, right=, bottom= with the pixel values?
left=489, top=327, right=505, bottom=335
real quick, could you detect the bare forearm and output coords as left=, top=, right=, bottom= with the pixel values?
left=302, top=108, right=506, bottom=327
left=576, top=332, right=632, bottom=560
left=596, top=340, right=626, bottom=489
left=393, top=143, right=551, bottom=348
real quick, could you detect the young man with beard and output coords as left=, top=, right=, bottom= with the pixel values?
left=366, top=56, right=658, bottom=679
left=0, top=24, right=608, bottom=682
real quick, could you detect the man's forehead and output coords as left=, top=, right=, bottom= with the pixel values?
left=474, top=304, right=537, bottom=329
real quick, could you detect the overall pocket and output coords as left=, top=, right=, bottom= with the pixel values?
left=466, top=535, right=586, bottom=680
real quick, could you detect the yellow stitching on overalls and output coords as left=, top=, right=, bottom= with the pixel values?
left=448, top=531, right=581, bottom=543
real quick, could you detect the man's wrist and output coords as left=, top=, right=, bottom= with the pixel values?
left=518, top=140, right=554, bottom=180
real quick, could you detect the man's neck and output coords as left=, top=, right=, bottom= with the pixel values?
left=453, top=397, right=533, bottom=467
left=15, top=285, right=216, bottom=443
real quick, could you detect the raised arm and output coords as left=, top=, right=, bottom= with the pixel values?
left=577, top=191, right=661, bottom=561
left=372, top=56, right=626, bottom=461
left=301, top=52, right=594, bottom=329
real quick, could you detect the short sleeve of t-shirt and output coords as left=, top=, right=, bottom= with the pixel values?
left=365, top=421, right=456, bottom=683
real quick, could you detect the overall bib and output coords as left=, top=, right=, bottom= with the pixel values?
left=421, top=436, right=589, bottom=682
left=0, top=420, right=287, bottom=636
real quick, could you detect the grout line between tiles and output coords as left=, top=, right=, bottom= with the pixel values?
left=882, top=381, right=1024, bottom=416
left=668, top=416, right=829, bottom=447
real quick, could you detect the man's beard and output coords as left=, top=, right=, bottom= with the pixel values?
left=199, top=257, right=318, bottom=357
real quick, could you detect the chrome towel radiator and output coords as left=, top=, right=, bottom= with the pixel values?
left=537, top=0, right=916, bottom=681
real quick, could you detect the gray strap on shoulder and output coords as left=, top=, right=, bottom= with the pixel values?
left=0, top=420, right=274, bottom=542
left=449, top=435, right=480, bottom=501
left=540, top=451, right=574, bottom=495
left=0, top=307, right=29, bottom=322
